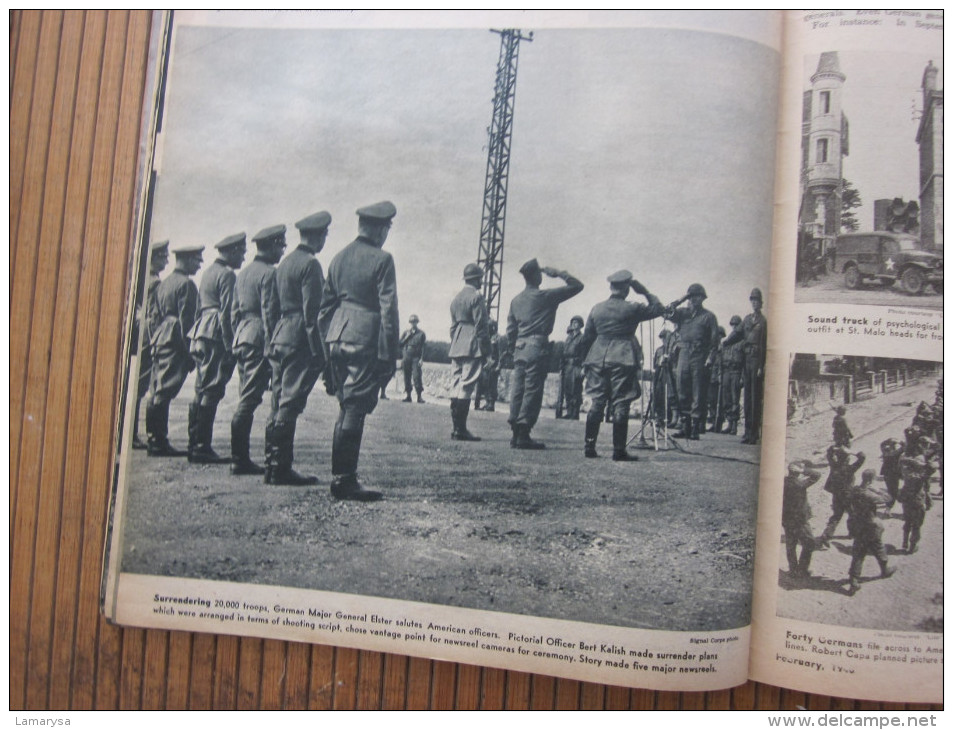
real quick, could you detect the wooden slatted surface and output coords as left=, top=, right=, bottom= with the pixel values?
left=8, top=10, right=943, bottom=712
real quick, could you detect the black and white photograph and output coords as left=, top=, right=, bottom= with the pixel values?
left=109, top=10, right=780, bottom=650
left=777, top=352, right=942, bottom=632
left=795, top=50, right=943, bottom=307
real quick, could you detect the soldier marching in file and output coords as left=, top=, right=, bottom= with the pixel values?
left=136, top=201, right=769, bottom=502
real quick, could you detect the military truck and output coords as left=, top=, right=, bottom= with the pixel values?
left=834, top=231, right=942, bottom=295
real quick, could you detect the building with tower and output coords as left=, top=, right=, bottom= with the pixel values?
left=800, top=51, right=849, bottom=252
left=916, top=60, right=943, bottom=252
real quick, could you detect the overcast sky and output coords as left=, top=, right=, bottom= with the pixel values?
left=803, top=50, right=942, bottom=230
left=150, top=18, right=779, bottom=348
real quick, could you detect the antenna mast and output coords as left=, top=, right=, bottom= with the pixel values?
left=478, top=28, right=532, bottom=323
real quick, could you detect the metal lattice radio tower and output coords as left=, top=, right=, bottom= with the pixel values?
left=477, top=28, right=532, bottom=323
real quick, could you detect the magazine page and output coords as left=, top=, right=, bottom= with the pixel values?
left=750, top=10, right=943, bottom=703
left=103, top=10, right=783, bottom=691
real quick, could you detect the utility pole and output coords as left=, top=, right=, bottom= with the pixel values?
left=477, top=28, right=532, bottom=324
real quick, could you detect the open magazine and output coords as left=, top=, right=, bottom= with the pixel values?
left=102, top=11, right=943, bottom=703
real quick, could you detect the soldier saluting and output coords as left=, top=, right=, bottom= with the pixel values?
left=664, top=283, right=719, bottom=441
left=146, top=243, right=203, bottom=456
left=505, top=259, right=583, bottom=450
left=187, top=232, right=246, bottom=464
left=579, top=271, right=664, bottom=461
left=228, top=226, right=283, bottom=475
left=319, top=201, right=400, bottom=502
left=267, top=216, right=329, bottom=486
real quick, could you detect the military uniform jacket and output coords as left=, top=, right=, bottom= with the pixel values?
left=187, top=259, right=236, bottom=348
left=399, top=328, right=427, bottom=360
left=271, top=246, right=324, bottom=358
left=318, top=237, right=400, bottom=361
left=664, top=305, right=719, bottom=358
left=581, top=295, right=663, bottom=367
left=722, top=336, right=745, bottom=372
left=448, top=284, right=490, bottom=359
left=151, top=268, right=198, bottom=354
left=561, top=331, right=587, bottom=366
left=782, top=471, right=820, bottom=525
left=723, top=311, right=767, bottom=367
left=506, top=274, right=584, bottom=345
left=231, top=256, right=279, bottom=350
left=139, top=270, right=162, bottom=346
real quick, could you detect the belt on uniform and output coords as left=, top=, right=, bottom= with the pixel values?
left=339, top=301, right=379, bottom=313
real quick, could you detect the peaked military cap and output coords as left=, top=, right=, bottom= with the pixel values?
left=607, top=269, right=633, bottom=286
left=172, top=244, right=204, bottom=256
left=463, top=263, right=484, bottom=280
left=295, top=211, right=332, bottom=232
left=356, top=200, right=397, bottom=221
left=750, top=287, right=763, bottom=301
left=252, top=224, right=287, bottom=243
left=687, top=283, right=707, bottom=299
left=729, top=315, right=742, bottom=326
left=519, top=258, right=540, bottom=276
left=214, top=232, right=246, bottom=250
left=150, top=239, right=170, bottom=253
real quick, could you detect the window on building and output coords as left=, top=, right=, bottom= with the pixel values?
left=817, top=138, right=829, bottom=163
left=820, top=90, right=831, bottom=114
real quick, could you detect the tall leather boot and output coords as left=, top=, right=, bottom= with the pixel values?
left=449, top=399, right=461, bottom=439
left=727, top=419, right=738, bottom=436
left=263, top=422, right=280, bottom=484
left=270, top=419, right=318, bottom=486
left=451, top=399, right=480, bottom=441
left=331, top=417, right=381, bottom=501
left=612, top=417, right=638, bottom=461
left=514, top=424, right=545, bottom=450
left=231, top=414, right=265, bottom=475
left=584, top=413, right=601, bottom=458
left=672, top=416, right=691, bottom=439
left=689, top=418, right=701, bottom=441
left=190, top=403, right=231, bottom=464
left=187, top=402, right=201, bottom=459
left=147, top=401, right=186, bottom=456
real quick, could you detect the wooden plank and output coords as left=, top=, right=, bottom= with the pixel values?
left=307, top=643, right=335, bottom=710
left=188, top=633, right=216, bottom=710
left=504, top=671, right=531, bottom=710
left=140, top=632, right=169, bottom=709
left=21, top=9, right=84, bottom=709
left=213, top=635, right=240, bottom=709
left=454, top=662, right=481, bottom=710
left=381, top=653, right=408, bottom=710
left=528, top=674, right=556, bottom=710
left=554, top=677, right=580, bottom=711
left=356, top=651, right=384, bottom=710
left=236, top=638, right=264, bottom=709
left=166, top=631, right=193, bottom=709
left=283, top=641, right=312, bottom=710
left=404, top=656, right=431, bottom=710
left=331, top=647, right=359, bottom=710
left=9, top=11, right=64, bottom=709
left=260, top=639, right=287, bottom=710
left=480, top=667, right=506, bottom=710
left=46, top=11, right=109, bottom=710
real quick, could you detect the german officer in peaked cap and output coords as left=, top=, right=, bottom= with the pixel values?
left=146, top=243, right=204, bottom=456
left=722, top=286, right=767, bottom=444
left=663, top=282, right=719, bottom=440
left=448, top=263, right=490, bottom=441
left=186, top=233, right=246, bottom=463
left=580, top=270, right=664, bottom=460
left=228, top=225, right=284, bottom=475
left=506, top=257, right=584, bottom=449
left=132, top=240, right=170, bottom=449
left=318, top=201, right=399, bottom=501
left=266, top=216, right=329, bottom=486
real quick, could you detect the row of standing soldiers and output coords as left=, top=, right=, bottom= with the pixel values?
left=782, top=381, right=942, bottom=595
left=136, top=202, right=401, bottom=501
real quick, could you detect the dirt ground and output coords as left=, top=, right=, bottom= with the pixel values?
left=777, top=378, right=943, bottom=633
left=794, top=268, right=942, bottom=310
left=119, top=376, right=761, bottom=632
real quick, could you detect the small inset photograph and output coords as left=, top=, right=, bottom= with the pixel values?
left=795, top=51, right=942, bottom=309
left=777, top=353, right=942, bottom=632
